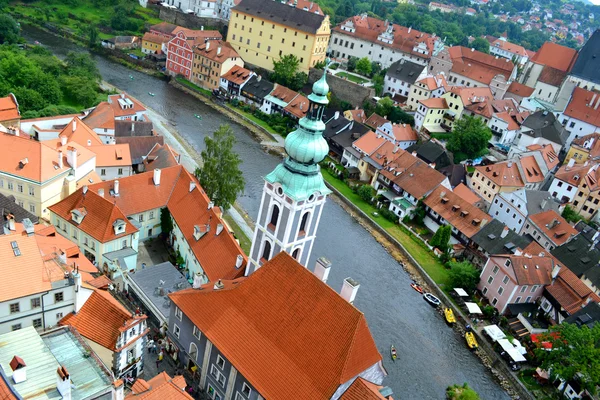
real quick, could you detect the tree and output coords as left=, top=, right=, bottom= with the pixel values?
left=272, top=54, right=304, bottom=90
left=535, top=323, right=600, bottom=395
left=355, top=57, right=372, bottom=76
left=194, top=125, right=245, bottom=210
left=447, top=261, right=480, bottom=292
left=88, top=25, right=99, bottom=49
left=447, top=115, right=492, bottom=163
left=65, top=52, right=101, bottom=81
left=0, top=15, right=19, bottom=44
left=370, top=61, right=382, bottom=77
left=389, top=106, right=415, bottom=126
left=357, top=185, right=375, bottom=203
left=375, top=97, right=394, bottom=118
left=160, top=207, right=173, bottom=236
left=347, top=56, right=359, bottom=72
left=470, top=37, right=490, bottom=53
left=59, top=75, right=98, bottom=108
left=430, top=225, right=451, bottom=252
left=446, top=383, right=480, bottom=400
left=289, top=72, right=308, bottom=92
left=562, top=205, right=584, bottom=224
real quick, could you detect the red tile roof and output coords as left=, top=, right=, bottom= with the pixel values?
left=490, top=38, right=528, bottom=57
left=554, top=163, right=589, bottom=186
left=448, top=46, right=514, bottom=84
left=0, top=94, right=20, bottom=122
left=507, top=81, right=534, bottom=97
left=353, top=131, right=386, bottom=155
left=390, top=123, right=418, bottom=142
left=333, top=16, right=436, bottom=60
left=128, top=372, right=191, bottom=400
left=519, top=155, right=545, bottom=183
left=453, top=183, right=483, bottom=205
left=546, top=267, right=600, bottom=314
left=47, top=188, right=138, bottom=243
left=0, top=376, right=16, bottom=400
left=424, top=186, right=491, bottom=238
left=420, top=97, right=447, bottom=109
left=340, top=378, right=391, bottom=400
left=365, top=113, right=390, bottom=129
left=538, top=65, right=567, bottom=87
left=61, top=290, right=147, bottom=350
left=475, top=161, right=524, bottom=188
left=492, top=255, right=553, bottom=285
left=527, top=144, right=559, bottom=170
left=221, top=65, right=253, bottom=85
left=107, top=94, right=147, bottom=118
left=169, top=252, right=383, bottom=400
left=530, top=42, right=578, bottom=72
left=193, top=40, right=240, bottom=63
left=89, top=143, right=132, bottom=167
left=346, top=109, right=367, bottom=124
left=529, top=210, right=578, bottom=247
left=59, top=118, right=104, bottom=147
left=142, top=32, right=170, bottom=45
left=391, top=159, right=446, bottom=199
left=571, top=133, right=600, bottom=160
left=283, top=93, right=309, bottom=119
left=563, top=87, right=600, bottom=128
left=84, top=102, right=115, bottom=131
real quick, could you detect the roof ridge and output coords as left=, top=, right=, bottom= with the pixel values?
left=338, top=313, right=367, bottom=385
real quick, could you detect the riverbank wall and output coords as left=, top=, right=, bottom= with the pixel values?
left=324, top=181, right=534, bottom=400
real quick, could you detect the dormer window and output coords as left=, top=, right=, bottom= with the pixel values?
left=70, top=208, right=87, bottom=225
left=113, top=219, right=126, bottom=235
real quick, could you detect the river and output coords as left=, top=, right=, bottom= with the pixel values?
left=22, top=25, right=510, bottom=399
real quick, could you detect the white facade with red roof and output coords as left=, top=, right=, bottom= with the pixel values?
left=406, top=72, right=448, bottom=111
left=489, top=37, right=530, bottom=65
left=558, top=87, right=600, bottom=147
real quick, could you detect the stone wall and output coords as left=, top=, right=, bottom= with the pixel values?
left=157, top=8, right=227, bottom=34
left=308, top=69, right=375, bottom=108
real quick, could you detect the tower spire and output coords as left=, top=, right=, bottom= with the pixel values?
left=247, top=60, right=332, bottom=274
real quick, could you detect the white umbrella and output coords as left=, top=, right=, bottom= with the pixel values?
left=465, top=302, right=483, bottom=314
left=497, top=339, right=527, bottom=362
left=454, top=288, right=469, bottom=297
left=483, top=325, right=506, bottom=342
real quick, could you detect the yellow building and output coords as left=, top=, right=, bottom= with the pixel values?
left=565, top=132, right=600, bottom=165
left=227, top=0, right=330, bottom=73
left=470, top=162, right=524, bottom=203
left=191, top=40, right=244, bottom=90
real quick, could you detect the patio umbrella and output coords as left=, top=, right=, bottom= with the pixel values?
left=454, top=288, right=469, bottom=297
left=465, top=302, right=483, bottom=314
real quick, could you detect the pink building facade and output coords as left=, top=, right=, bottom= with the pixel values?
left=167, top=31, right=194, bottom=79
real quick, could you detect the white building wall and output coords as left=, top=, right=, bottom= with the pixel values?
left=488, top=194, right=527, bottom=232
left=533, top=81, right=560, bottom=104
left=97, top=165, right=133, bottom=181
left=548, top=178, right=577, bottom=203
left=559, top=114, right=600, bottom=147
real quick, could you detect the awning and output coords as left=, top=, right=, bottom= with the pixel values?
left=512, top=339, right=527, bottom=355
left=497, top=339, right=527, bottom=362
left=454, top=288, right=469, bottom=297
left=465, top=302, right=483, bottom=314
left=483, top=325, right=506, bottom=342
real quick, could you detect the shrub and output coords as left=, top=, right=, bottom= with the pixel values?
left=357, top=185, right=375, bottom=203
left=482, top=305, right=496, bottom=319
left=379, top=207, right=398, bottom=222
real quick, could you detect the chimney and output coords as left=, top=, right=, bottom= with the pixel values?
left=215, top=223, right=223, bottom=235
left=334, top=111, right=340, bottom=120
left=72, top=119, right=77, bottom=132
left=189, top=181, right=196, bottom=192
left=551, top=264, right=561, bottom=281
left=112, top=380, right=125, bottom=400
left=501, top=226, right=509, bottom=238
left=114, top=180, right=120, bottom=196
left=213, top=279, right=224, bottom=290
left=10, top=356, right=26, bottom=384
left=541, top=199, right=547, bottom=209
left=217, top=46, right=222, bottom=55
left=235, top=254, right=244, bottom=269
left=567, top=158, right=576, bottom=168
left=69, top=147, right=77, bottom=170
left=340, top=277, right=360, bottom=304
left=58, top=150, right=63, bottom=169
left=514, top=248, right=523, bottom=256
left=257, top=75, right=262, bottom=82
left=8, top=215, right=15, bottom=231
left=193, top=272, right=203, bottom=288
left=72, top=271, right=84, bottom=312
left=313, top=257, right=331, bottom=283
left=98, top=188, right=105, bottom=198
left=56, top=366, right=71, bottom=400
left=206, top=41, right=211, bottom=50
left=201, top=26, right=204, bottom=31
left=60, top=136, right=67, bottom=146
left=153, top=169, right=161, bottom=186
left=208, top=201, right=214, bottom=210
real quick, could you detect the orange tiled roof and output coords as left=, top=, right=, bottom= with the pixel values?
left=221, top=65, right=252, bottom=85
left=391, top=124, right=418, bottom=142
left=490, top=38, right=528, bottom=56
left=529, top=209, right=578, bottom=247
left=89, top=144, right=132, bottom=167
left=84, top=102, right=115, bottom=131
left=283, top=93, right=309, bottom=119
left=380, top=150, right=419, bottom=181
left=507, top=81, right=534, bottom=97
left=0, top=376, right=16, bottom=400
left=584, top=164, right=600, bottom=192
left=417, top=74, right=447, bottom=91
left=527, top=144, right=559, bottom=170
left=346, top=109, right=367, bottom=124
left=142, top=32, right=170, bottom=45
left=270, top=84, right=298, bottom=104
left=538, top=65, right=566, bottom=87
left=546, top=267, right=600, bottom=314
left=0, top=95, right=20, bottom=122
left=496, top=255, right=553, bottom=285
left=47, top=188, right=138, bottom=243
left=144, top=143, right=180, bottom=170
left=448, top=46, right=514, bottom=84
left=369, top=141, right=402, bottom=168
left=193, top=40, right=240, bottom=63
left=530, top=42, right=578, bottom=72
left=453, top=183, right=482, bottom=205
left=476, top=161, right=524, bottom=188
left=353, top=131, right=385, bottom=155
left=554, top=163, right=589, bottom=186
left=0, top=132, right=70, bottom=183
left=450, top=86, right=494, bottom=108
left=60, top=290, right=146, bottom=350
left=86, top=275, right=113, bottom=289
left=392, top=159, right=446, bottom=199
left=520, top=155, right=545, bottom=183
left=420, top=97, right=447, bottom=109
left=340, top=378, right=391, bottom=399
left=571, top=133, right=600, bottom=160
left=169, top=252, right=382, bottom=400
left=495, top=111, right=523, bottom=131
left=365, top=113, right=390, bottom=129
left=58, top=118, right=104, bottom=147
left=333, top=16, right=436, bottom=60
left=108, top=94, right=147, bottom=118
left=34, top=226, right=97, bottom=274
left=128, top=372, right=191, bottom=400
left=563, top=87, right=600, bottom=128
left=424, top=186, right=491, bottom=238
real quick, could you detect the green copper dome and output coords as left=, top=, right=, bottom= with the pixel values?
left=264, top=62, right=333, bottom=202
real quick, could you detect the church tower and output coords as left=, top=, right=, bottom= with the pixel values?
left=247, top=68, right=331, bottom=275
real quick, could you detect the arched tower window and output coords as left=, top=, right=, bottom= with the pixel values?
left=261, top=241, right=272, bottom=262
left=299, top=212, right=310, bottom=235
left=269, top=204, right=280, bottom=229
left=292, top=248, right=300, bottom=260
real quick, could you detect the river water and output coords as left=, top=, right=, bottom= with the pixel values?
left=22, top=25, right=510, bottom=399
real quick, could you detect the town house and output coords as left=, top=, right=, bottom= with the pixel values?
left=521, top=42, right=578, bottom=98
left=551, top=234, right=600, bottom=297
left=565, top=133, right=600, bottom=165
left=489, top=37, right=530, bottom=65
left=521, top=209, right=578, bottom=251
left=219, top=65, right=254, bottom=98
left=166, top=29, right=222, bottom=79
left=467, top=219, right=532, bottom=267
left=488, top=189, right=558, bottom=232
left=559, top=87, right=600, bottom=147
left=0, top=94, right=20, bottom=129
left=191, top=40, right=243, bottom=91
left=84, top=93, right=150, bottom=143
left=406, top=72, right=448, bottom=111
left=384, top=59, right=425, bottom=99
left=167, top=252, right=386, bottom=400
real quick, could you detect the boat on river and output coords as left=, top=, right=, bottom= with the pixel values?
left=391, top=345, right=397, bottom=362
left=465, top=332, right=479, bottom=349
left=423, top=293, right=441, bottom=307
left=410, top=283, right=424, bottom=294
left=148, top=92, right=155, bottom=96
left=194, top=114, right=202, bottom=120
left=444, top=308, right=456, bottom=324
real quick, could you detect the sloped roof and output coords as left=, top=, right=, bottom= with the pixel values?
left=60, top=290, right=146, bottom=350
left=471, top=219, right=532, bottom=255
left=392, top=160, right=446, bottom=199
left=90, top=143, right=132, bottom=167
left=493, top=255, right=553, bottom=285
left=424, top=186, right=491, bottom=238
left=169, top=252, right=382, bottom=400
left=193, top=40, right=240, bottom=63
left=142, top=32, right=170, bottom=45
left=448, top=46, right=514, bottom=84
left=365, top=113, right=390, bottom=129
left=115, top=120, right=154, bottom=137
left=507, top=81, right=534, bottom=97
left=0, top=193, right=39, bottom=224
left=241, top=76, right=274, bottom=100
left=353, top=131, right=386, bottom=155
left=529, top=209, right=578, bottom=247
left=283, top=93, right=309, bottom=119
left=551, top=234, right=600, bottom=277
left=59, top=118, right=104, bottom=146
left=420, top=97, right=447, bottom=109
left=563, top=87, right=600, bottom=128
left=127, top=372, right=191, bottom=400
left=84, top=102, right=115, bottom=131
left=116, top=136, right=164, bottom=164
left=521, top=111, right=568, bottom=145
left=405, top=140, right=452, bottom=168
left=554, top=163, right=589, bottom=186
left=386, top=59, right=424, bottom=84
left=490, top=38, right=528, bottom=56
left=233, top=0, right=325, bottom=34
left=149, top=22, right=178, bottom=35
left=221, top=65, right=253, bottom=85
left=570, top=29, right=600, bottom=85
left=453, top=183, right=482, bottom=205
left=47, top=188, right=138, bottom=243
left=475, top=161, right=524, bottom=188
left=339, top=378, right=391, bottom=400
left=545, top=267, right=600, bottom=314
left=530, top=41, right=578, bottom=72
left=0, top=95, right=20, bottom=122
left=144, top=144, right=180, bottom=170
left=107, top=94, right=147, bottom=118
left=538, top=65, right=566, bottom=87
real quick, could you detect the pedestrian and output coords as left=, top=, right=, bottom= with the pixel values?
left=147, top=339, right=154, bottom=352
left=152, top=343, right=157, bottom=354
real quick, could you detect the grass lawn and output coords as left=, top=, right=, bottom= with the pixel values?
left=175, top=77, right=213, bottom=97
left=322, top=169, right=450, bottom=286
left=336, top=72, right=370, bottom=85
left=467, top=166, right=475, bottom=174
left=223, top=214, right=252, bottom=255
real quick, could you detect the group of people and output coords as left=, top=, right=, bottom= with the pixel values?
left=147, top=339, right=165, bottom=368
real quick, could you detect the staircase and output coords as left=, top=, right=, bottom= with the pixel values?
left=508, top=317, right=529, bottom=338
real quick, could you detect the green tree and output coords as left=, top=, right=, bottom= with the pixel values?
left=355, top=57, right=372, bottom=76
left=370, top=61, right=382, bottom=77
left=11, top=87, right=47, bottom=111
left=562, top=205, right=584, bottom=224
left=160, top=207, right=173, bottom=236
left=447, top=261, right=480, bottom=292
left=88, top=25, right=99, bottom=49
left=375, top=97, right=394, bottom=118
left=272, top=54, right=304, bottom=90
left=289, top=72, right=308, bottom=92
left=194, top=125, right=245, bottom=210
left=430, top=225, right=451, bottom=252
left=446, top=383, right=480, bottom=400
left=347, top=56, right=359, bottom=72
left=447, top=115, right=492, bottom=163
left=0, top=15, right=19, bottom=44
left=59, top=75, right=98, bottom=108
left=470, top=37, right=490, bottom=54
left=389, top=107, right=415, bottom=126
left=357, top=185, right=375, bottom=203
left=65, top=52, right=101, bottom=81
left=535, top=323, right=600, bottom=395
